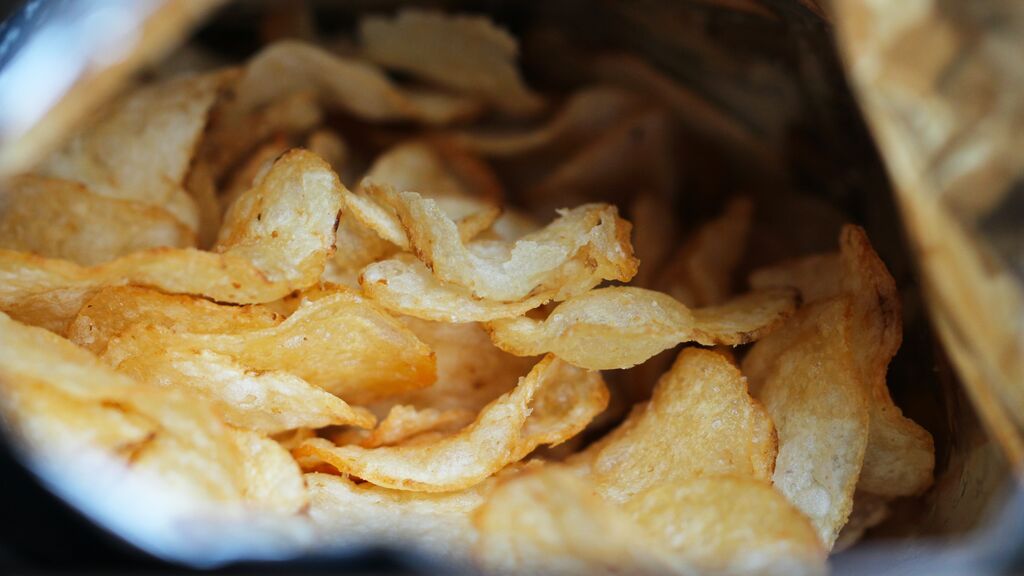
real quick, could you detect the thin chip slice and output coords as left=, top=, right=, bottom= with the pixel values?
left=0, top=176, right=195, bottom=265
left=473, top=468, right=688, bottom=576
left=359, top=256, right=552, bottom=322
left=113, top=348, right=375, bottom=434
left=656, top=197, right=754, bottom=306
left=567, top=348, right=776, bottom=503
left=485, top=286, right=797, bottom=370
left=360, top=9, right=543, bottom=116
left=103, top=289, right=435, bottom=404
left=231, top=428, right=308, bottom=513
left=235, top=40, right=483, bottom=126
left=219, top=135, right=292, bottom=215
left=336, top=405, right=475, bottom=448
left=742, top=298, right=869, bottom=548
left=0, top=311, right=294, bottom=514
left=833, top=492, right=891, bottom=552
left=38, top=72, right=228, bottom=231
left=749, top=225, right=934, bottom=497
left=295, top=355, right=606, bottom=492
left=0, top=150, right=342, bottom=332
left=351, top=185, right=638, bottom=301
left=368, top=318, right=536, bottom=415
left=66, top=286, right=281, bottom=355
left=624, top=476, right=826, bottom=576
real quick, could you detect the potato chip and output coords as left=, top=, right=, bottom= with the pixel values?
left=218, top=135, right=292, bottom=214
left=103, top=289, right=435, bottom=404
left=624, top=476, right=827, bottom=576
left=66, top=286, right=281, bottom=355
left=305, top=470, right=501, bottom=560
left=368, top=318, right=536, bottom=415
left=485, top=286, right=796, bottom=370
left=452, top=86, right=642, bottom=157
left=183, top=159, right=223, bottom=249
left=235, top=41, right=483, bottom=126
left=359, top=10, right=543, bottom=116
left=113, top=348, right=375, bottom=434
left=0, top=149, right=342, bottom=331
left=657, top=197, right=754, bottom=307
left=748, top=225, right=934, bottom=497
left=351, top=186, right=638, bottom=301
left=336, top=405, right=475, bottom=448
left=359, top=256, right=551, bottom=322
left=0, top=311, right=300, bottom=514
left=295, top=355, right=606, bottom=491
left=305, top=129, right=351, bottom=179
left=567, top=348, right=776, bottom=503
left=38, top=72, right=227, bottom=231
left=833, top=492, right=891, bottom=552
left=363, top=140, right=499, bottom=202
left=0, top=175, right=195, bottom=265
left=742, top=298, right=869, bottom=548
left=474, top=468, right=686, bottom=576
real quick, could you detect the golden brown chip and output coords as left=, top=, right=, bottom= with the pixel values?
left=656, top=197, right=753, bottom=307
left=485, top=286, right=796, bottom=370
left=748, top=225, right=934, bottom=497
left=0, top=175, right=195, bottom=265
left=0, top=150, right=342, bottom=331
left=474, top=468, right=686, bottom=576
left=0, top=311, right=302, bottom=514
left=235, top=41, right=483, bottom=126
left=624, top=476, right=827, bottom=576
left=567, top=348, right=776, bottom=503
left=295, top=355, right=606, bottom=491
left=369, top=318, right=536, bottom=415
left=103, top=289, right=435, bottom=404
left=359, top=9, right=543, bottom=116
left=38, top=72, right=227, bottom=231
left=629, top=191, right=677, bottom=288
left=218, top=135, right=292, bottom=215
left=305, top=129, right=350, bottom=178
left=66, top=286, right=281, bottom=355
left=743, top=298, right=869, bottom=548
left=183, top=159, right=223, bottom=249
left=113, top=348, right=375, bottom=434
left=335, top=405, right=474, bottom=448
left=833, top=492, right=891, bottom=552
left=352, top=186, right=638, bottom=301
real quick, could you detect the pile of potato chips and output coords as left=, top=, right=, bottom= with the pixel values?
left=0, top=8, right=934, bottom=573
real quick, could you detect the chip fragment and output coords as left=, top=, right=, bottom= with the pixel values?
left=567, top=348, right=776, bottom=502
left=295, top=355, right=606, bottom=492
left=485, top=286, right=796, bottom=370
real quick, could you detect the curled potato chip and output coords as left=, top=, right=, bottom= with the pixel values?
left=0, top=150, right=342, bottom=331
left=0, top=311, right=303, bottom=514
left=743, top=298, right=869, bottom=548
left=0, top=176, right=195, bottom=265
left=295, top=355, right=606, bottom=491
left=474, top=468, right=686, bottom=576
left=657, top=197, right=754, bottom=307
left=624, top=476, right=826, bottom=576
left=113, top=348, right=375, bottom=434
left=66, top=286, right=281, bottom=355
left=352, top=186, right=638, bottom=301
left=359, top=256, right=551, bottom=322
left=305, top=129, right=350, bottom=177
left=38, top=72, right=227, bottom=231
left=218, top=135, right=292, bottom=215
left=485, top=286, right=797, bottom=370
left=306, top=470, right=500, bottom=560
left=336, top=405, right=475, bottom=448
left=567, top=348, right=776, bottom=503
left=749, top=225, right=934, bottom=498
left=235, top=41, right=482, bottom=126
left=103, top=289, right=435, bottom=404
left=363, top=140, right=500, bottom=202
left=452, top=85, right=643, bottom=157
left=360, top=9, right=543, bottom=116
left=369, top=318, right=536, bottom=415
